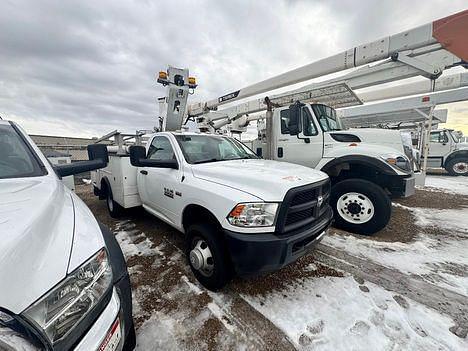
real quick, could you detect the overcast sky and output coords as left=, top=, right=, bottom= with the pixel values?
left=1, top=0, right=467, bottom=137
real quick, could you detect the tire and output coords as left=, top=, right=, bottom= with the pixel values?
left=186, top=223, right=232, bottom=291
left=104, top=184, right=124, bottom=218
left=123, top=321, right=136, bottom=351
left=445, top=158, right=468, bottom=176
left=330, top=178, right=391, bottom=235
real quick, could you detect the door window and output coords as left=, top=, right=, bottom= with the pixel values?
left=280, top=107, right=318, bottom=136
left=147, top=136, right=175, bottom=160
left=430, top=132, right=448, bottom=143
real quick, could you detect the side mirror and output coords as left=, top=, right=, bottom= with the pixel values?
left=129, top=145, right=179, bottom=169
left=54, top=144, right=109, bottom=177
left=288, top=101, right=304, bottom=136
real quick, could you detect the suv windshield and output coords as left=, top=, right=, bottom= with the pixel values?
left=0, top=124, right=45, bottom=179
left=175, top=135, right=259, bottom=164
left=311, top=104, right=344, bottom=131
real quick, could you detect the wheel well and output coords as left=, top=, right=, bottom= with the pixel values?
left=445, top=150, right=468, bottom=166
left=99, top=178, right=110, bottom=199
left=325, top=162, right=384, bottom=185
left=182, top=205, right=222, bottom=232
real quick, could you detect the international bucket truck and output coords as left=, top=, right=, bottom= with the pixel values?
left=91, top=67, right=333, bottom=290
left=189, top=10, right=468, bottom=235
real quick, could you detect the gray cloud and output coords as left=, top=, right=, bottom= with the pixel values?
left=0, top=0, right=466, bottom=137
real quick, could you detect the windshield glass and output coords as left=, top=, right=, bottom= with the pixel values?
left=175, top=134, right=259, bottom=164
left=0, top=124, right=45, bottom=179
left=311, top=104, right=344, bottom=131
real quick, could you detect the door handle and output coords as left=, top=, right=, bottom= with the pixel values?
left=140, top=170, right=148, bottom=175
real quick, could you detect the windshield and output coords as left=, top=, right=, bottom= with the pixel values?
left=311, top=104, right=344, bottom=131
left=0, top=124, right=45, bottom=179
left=175, top=134, right=259, bottom=164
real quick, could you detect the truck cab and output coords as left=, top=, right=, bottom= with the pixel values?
left=428, top=129, right=468, bottom=176
left=253, top=102, right=415, bottom=235
left=92, top=131, right=332, bottom=290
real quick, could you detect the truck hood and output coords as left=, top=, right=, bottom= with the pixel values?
left=0, top=176, right=74, bottom=313
left=331, top=129, right=405, bottom=153
left=191, top=159, right=328, bottom=201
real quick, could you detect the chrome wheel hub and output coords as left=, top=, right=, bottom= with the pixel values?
left=190, top=239, right=214, bottom=277
left=337, top=192, right=375, bottom=224
left=453, top=161, right=468, bottom=174
left=107, top=195, right=114, bottom=211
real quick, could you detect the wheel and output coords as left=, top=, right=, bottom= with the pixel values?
left=330, top=179, right=391, bottom=235
left=186, top=223, right=232, bottom=291
left=104, top=185, right=124, bottom=218
left=445, top=158, right=468, bottom=176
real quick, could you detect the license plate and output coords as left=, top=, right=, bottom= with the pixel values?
left=404, top=176, right=416, bottom=197
left=99, top=318, right=121, bottom=351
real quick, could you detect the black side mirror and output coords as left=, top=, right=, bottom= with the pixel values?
left=54, top=144, right=109, bottom=177
left=129, top=145, right=178, bottom=169
left=288, top=101, right=304, bottom=136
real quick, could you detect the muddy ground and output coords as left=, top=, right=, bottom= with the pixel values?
left=75, top=176, right=468, bottom=350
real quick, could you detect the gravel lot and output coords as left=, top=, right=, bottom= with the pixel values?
left=76, top=175, right=468, bottom=350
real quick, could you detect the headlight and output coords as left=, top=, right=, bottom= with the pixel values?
left=23, top=248, right=112, bottom=345
left=381, top=154, right=411, bottom=172
left=227, top=203, right=279, bottom=227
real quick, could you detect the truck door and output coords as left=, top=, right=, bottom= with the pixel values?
left=274, top=105, right=323, bottom=168
left=428, top=130, right=451, bottom=167
left=138, top=135, right=183, bottom=226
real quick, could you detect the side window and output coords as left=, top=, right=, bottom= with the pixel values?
left=302, top=107, right=318, bottom=136
left=430, top=132, right=448, bottom=144
left=280, top=109, right=290, bottom=134
left=147, top=136, right=175, bottom=160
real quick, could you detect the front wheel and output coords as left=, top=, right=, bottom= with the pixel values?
left=186, top=223, right=232, bottom=291
left=105, top=185, right=124, bottom=218
left=330, top=179, right=391, bottom=235
left=445, top=158, right=468, bottom=176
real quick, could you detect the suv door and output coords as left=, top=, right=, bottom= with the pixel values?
left=274, top=105, right=323, bottom=168
left=138, top=135, right=183, bottom=226
left=428, top=131, right=451, bottom=167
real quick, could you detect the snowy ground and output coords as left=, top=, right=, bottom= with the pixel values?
left=76, top=174, right=468, bottom=350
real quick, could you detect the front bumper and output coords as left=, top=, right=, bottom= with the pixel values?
left=224, top=209, right=332, bottom=276
left=386, top=174, right=415, bottom=198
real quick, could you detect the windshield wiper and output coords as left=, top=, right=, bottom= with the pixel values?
left=193, top=158, right=223, bottom=164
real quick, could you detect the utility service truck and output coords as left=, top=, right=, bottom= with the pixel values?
left=92, top=68, right=333, bottom=290
left=428, top=128, right=468, bottom=175
left=189, top=9, right=468, bottom=235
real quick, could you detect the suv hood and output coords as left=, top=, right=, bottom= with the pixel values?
left=0, top=176, right=74, bottom=313
left=191, top=159, right=329, bottom=201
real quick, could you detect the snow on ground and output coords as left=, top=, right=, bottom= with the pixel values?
left=323, top=205, right=468, bottom=295
left=81, top=178, right=92, bottom=185
left=243, top=276, right=467, bottom=350
left=423, top=175, right=468, bottom=195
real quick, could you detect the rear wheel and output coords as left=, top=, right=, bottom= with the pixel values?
left=445, top=158, right=468, bottom=176
left=104, top=184, right=124, bottom=218
left=186, top=223, right=232, bottom=291
left=331, top=179, right=391, bottom=235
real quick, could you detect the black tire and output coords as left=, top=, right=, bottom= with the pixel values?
left=186, top=223, right=232, bottom=291
left=104, top=184, right=124, bottom=218
left=445, top=158, right=468, bottom=176
left=330, top=178, right=391, bottom=235
left=123, top=321, right=136, bottom=351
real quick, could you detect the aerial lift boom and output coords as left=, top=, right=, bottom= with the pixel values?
left=188, top=10, right=468, bottom=135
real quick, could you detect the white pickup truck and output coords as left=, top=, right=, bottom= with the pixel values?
left=92, top=131, right=332, bottom=290
left=0, top=120, right=135, bottom=351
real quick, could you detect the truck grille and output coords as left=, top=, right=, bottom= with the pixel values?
left=276, top=179, right=331, bottom=234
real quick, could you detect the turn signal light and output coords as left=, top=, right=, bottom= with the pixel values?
left=229, top=204, right=246, bottom=218
left=158, top=71, right=168, bottom=80
left=349, top=143, right=358, bottom=147
left=188, top=77, right=196, bottom=85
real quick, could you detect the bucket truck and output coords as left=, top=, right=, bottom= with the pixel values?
left=91, top=67, right=333, bottom=290
left=188, top=10, right=468, bottom=235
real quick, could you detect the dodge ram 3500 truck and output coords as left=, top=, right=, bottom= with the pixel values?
left=0, top=120, right=135, bottom=351
left=92, top=131, right=332, bottom=290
